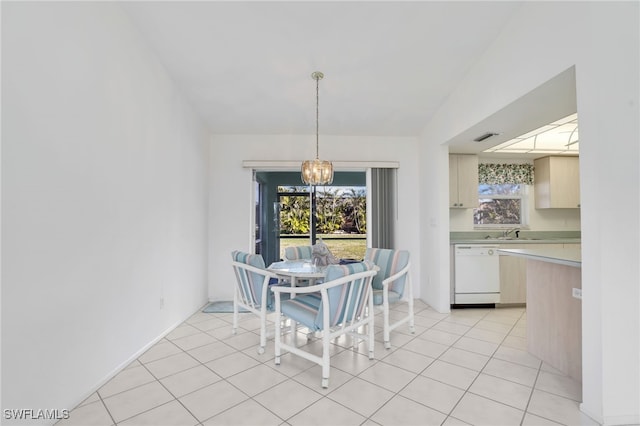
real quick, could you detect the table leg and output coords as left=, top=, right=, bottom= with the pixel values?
left=291, top=277, right=298, bottom=298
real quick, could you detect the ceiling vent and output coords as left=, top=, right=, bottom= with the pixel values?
left=473, top=132, right=499, bottom=142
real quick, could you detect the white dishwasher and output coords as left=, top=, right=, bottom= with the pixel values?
left=454, top=245, right=500, bottom=305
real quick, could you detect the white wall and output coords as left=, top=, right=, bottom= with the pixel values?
left=2, top=2, right=210, bottom=420
left=3, top=2, right=637, bottom=424
left=420, top=2, right=639, bottom=424
left=208, top=134, right=420, bottom=301
left=418, top=141, right=451, bottom=313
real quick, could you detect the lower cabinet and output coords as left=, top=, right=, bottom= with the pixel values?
left=451, top=242, right=580, bottom=305
left=499, top=244, right=527, bottom=304
left=499, top=243, right=563, bottom=304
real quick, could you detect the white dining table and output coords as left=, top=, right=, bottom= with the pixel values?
left=267, top=260, right=326, bottom=289
left=267, top=260, right=327, bottom=334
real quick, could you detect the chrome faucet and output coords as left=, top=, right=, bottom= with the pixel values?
left=503, top=227, right=520, bottom=238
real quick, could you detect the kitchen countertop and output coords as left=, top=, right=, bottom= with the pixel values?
left=452, top=238, right=581, bottom=244
left=450, top=231, right=581, bottom=245
left=498, top=247, right=581, bottom=268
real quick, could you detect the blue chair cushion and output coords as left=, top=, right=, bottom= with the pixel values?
left=323, top=261, right=370, bottom=281
left=364, top=248, right=410, bottom=297
left=372, top=289, right=402, bottom=306
left=280, top=262, right=373, bottom=331
left=280, top=292, right=322, bottom=330
left=284, top=246, right=313, bottom=260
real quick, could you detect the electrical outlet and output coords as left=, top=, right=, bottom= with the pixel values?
left=160, top=297, right=165, bottom=309
left=572, top=288, right=582, bottom=299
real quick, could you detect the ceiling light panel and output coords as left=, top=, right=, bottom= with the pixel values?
left=485, top=113, right=579, bottom=155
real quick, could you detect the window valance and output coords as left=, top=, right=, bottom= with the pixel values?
left=478, top=163, right=534, bottom=185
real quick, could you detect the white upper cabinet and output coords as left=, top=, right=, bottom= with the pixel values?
left=534, top=156, right=580, bottom=209
left=449, top=154, right=478, bottom=209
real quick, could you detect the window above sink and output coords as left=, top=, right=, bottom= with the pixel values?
left=474, top=183, right=529, bottom=228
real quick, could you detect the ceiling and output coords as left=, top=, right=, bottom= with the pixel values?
left=120, top=1, right=576, bottom=156
left=485, top=113, right=578, bottom=155
left=446, top=66, right=578, bottom=158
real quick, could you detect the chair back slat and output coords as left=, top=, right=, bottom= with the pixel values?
left=339, top=274, right=373, bottom=330
left=340, top=279, right=356, bottom=329
left=231, top=250, right=268, bottom=308
left=232, top=263, right=259, bottom=309
left=320, top=262, right=374, bottom=328
left=230, top=250, right=279, bottom=355
left=352, top=275, right=371, bottom=320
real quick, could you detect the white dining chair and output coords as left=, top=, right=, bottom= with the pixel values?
left=231, top=250, right=281, bottom=354
left=271, top=262, right=377, bottom=388
left=364, top=248, right=414, bottom=349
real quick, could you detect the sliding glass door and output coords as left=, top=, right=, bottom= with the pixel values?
left=254, top=171, right=367, bottom=265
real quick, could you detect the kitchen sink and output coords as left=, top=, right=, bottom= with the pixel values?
left=485, top=236, right=541, bottom=241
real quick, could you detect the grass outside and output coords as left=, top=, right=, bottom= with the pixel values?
left=279, top=234, right=366, bottom=260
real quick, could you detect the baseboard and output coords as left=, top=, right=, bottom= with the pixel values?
left=451, top=303, right=496, bottom=309
left=580, top=403, right=640, bottom=426
left=67, top=308, right=200, bottom=412
left=580, top=403, right=604, bottom=425
left=603, top=415, right=640, bottom=426
left=495, top=302, right=526, bottom=308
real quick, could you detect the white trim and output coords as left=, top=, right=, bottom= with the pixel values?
left=475, top=184, right=530, bottom=228
left=366, top=169, right=372, bottom=248
left=242, top=160, right=399, bottom=170
left=65, top=312, right=194, bottom=414
left=249, top=172, right=257, bottom=255
left=580, top=403, right=640, bottom=426
left=579, top=404, right=603, bottom=425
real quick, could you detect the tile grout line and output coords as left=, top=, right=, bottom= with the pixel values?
left=386, top=308, right=505, bottom=422
left=214, top=324, right=358, bottom=425
left=519, top=364, right=543, bottom=426
left=146, top=334, right=284, bottom=426
left=278, top=308, right=432, bottom=424
left=440, top=308, right=497, bottom=423
left=355, top=308, right=487, bottom=424
left=67, top=305, right=586, bottom=426
left=439, top=308, right=532, bottom=423
left=108, top=325, right=245, bottom=425
left=117, top=343, right=204, bottom=425
left=95, top=390, right=117, bottom=426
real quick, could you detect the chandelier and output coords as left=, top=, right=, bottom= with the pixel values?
left=301, top=71, right=334, bottom=185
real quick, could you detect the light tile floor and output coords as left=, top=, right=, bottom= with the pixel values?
left=59, top=301, right=598, bottom=426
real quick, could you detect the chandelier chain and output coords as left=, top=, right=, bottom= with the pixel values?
left=315, top=73, right=320, bottom=159
left=301, top=71, right=332, bottom=186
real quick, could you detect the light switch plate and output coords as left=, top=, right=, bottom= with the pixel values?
left=572, top=288, right=582, bottom=299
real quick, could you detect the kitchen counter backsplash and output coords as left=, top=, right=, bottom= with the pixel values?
left=450, top=230, right=581, bottom=244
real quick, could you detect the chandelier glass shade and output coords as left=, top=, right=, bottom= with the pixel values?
left=301, top=71, right=334, bottom=185
left=301, top=158, right=334, bottom=185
